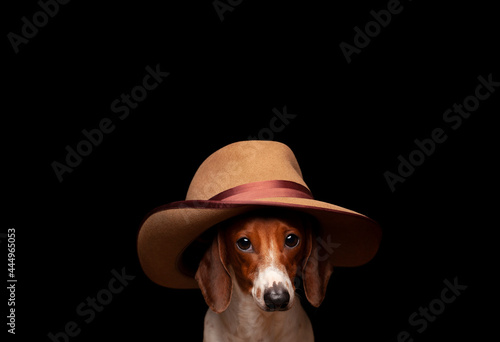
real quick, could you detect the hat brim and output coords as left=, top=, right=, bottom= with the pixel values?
left=137, top=197, right=382, bottom=289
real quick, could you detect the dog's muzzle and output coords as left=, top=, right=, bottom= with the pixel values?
left=263, top=282, right=290, bottom=311
left=253, top=265, right=294, bottom=311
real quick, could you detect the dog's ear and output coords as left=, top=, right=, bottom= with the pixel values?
left=195, top=231, right=232, bottom=313
left=302, top=228, right=334, bottom=308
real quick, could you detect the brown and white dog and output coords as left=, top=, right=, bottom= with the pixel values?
left=195, top=211, right=334, bottom=342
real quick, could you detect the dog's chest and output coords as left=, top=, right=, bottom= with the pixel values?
left=203, top=303, right=314, bottom=342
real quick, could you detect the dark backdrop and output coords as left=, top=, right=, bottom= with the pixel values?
left=4, top=1, right=498, bottom=341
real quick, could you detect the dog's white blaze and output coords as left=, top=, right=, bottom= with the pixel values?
left=250, top=232, right=295, bottom=309
left=252, top=266, right=294, bottom=308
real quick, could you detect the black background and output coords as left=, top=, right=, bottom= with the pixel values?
left=3, top=0, right=498, bottom=341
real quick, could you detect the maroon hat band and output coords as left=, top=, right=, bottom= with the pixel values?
left=209, top=180, right=314, bottom=202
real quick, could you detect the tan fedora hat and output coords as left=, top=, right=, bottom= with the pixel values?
left=137, top=140, right=381, bottom=289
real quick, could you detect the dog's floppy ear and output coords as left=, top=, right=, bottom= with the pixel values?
left=195, top=231, right=232, bottom=313
left=302, top=228, right=335, bottom=308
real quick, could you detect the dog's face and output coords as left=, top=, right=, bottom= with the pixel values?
left=223, top=215, right=307, bottom=311
left=195, top=211, right=334, bottom=314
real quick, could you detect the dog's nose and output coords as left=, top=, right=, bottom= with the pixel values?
left=264, top=284, right=290, bottom=311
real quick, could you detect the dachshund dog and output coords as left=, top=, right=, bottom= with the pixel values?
left=195, top=210, right=334, bottom=342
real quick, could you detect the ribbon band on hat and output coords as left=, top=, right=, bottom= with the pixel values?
left=209, top=180, right=313, bottom=202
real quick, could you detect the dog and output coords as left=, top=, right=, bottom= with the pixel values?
left=195, top=210, right=334, bottom=342
left=137, top=141, right=381, bottom=341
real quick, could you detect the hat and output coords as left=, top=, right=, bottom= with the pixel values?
left=137, top=140, right=381, bottom=288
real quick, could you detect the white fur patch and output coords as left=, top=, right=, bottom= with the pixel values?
left=252, top=265, right=294, bottom=310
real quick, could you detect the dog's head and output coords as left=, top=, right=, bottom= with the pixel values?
left=195, top=210, right=334, bottom=313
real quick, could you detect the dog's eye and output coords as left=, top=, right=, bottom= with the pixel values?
left=236, top=237, right=252, bottom=251
left=285, top=234, right=299, bottom=248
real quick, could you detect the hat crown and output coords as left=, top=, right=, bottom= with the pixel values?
left=186, top=141, right=308, bottom=201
